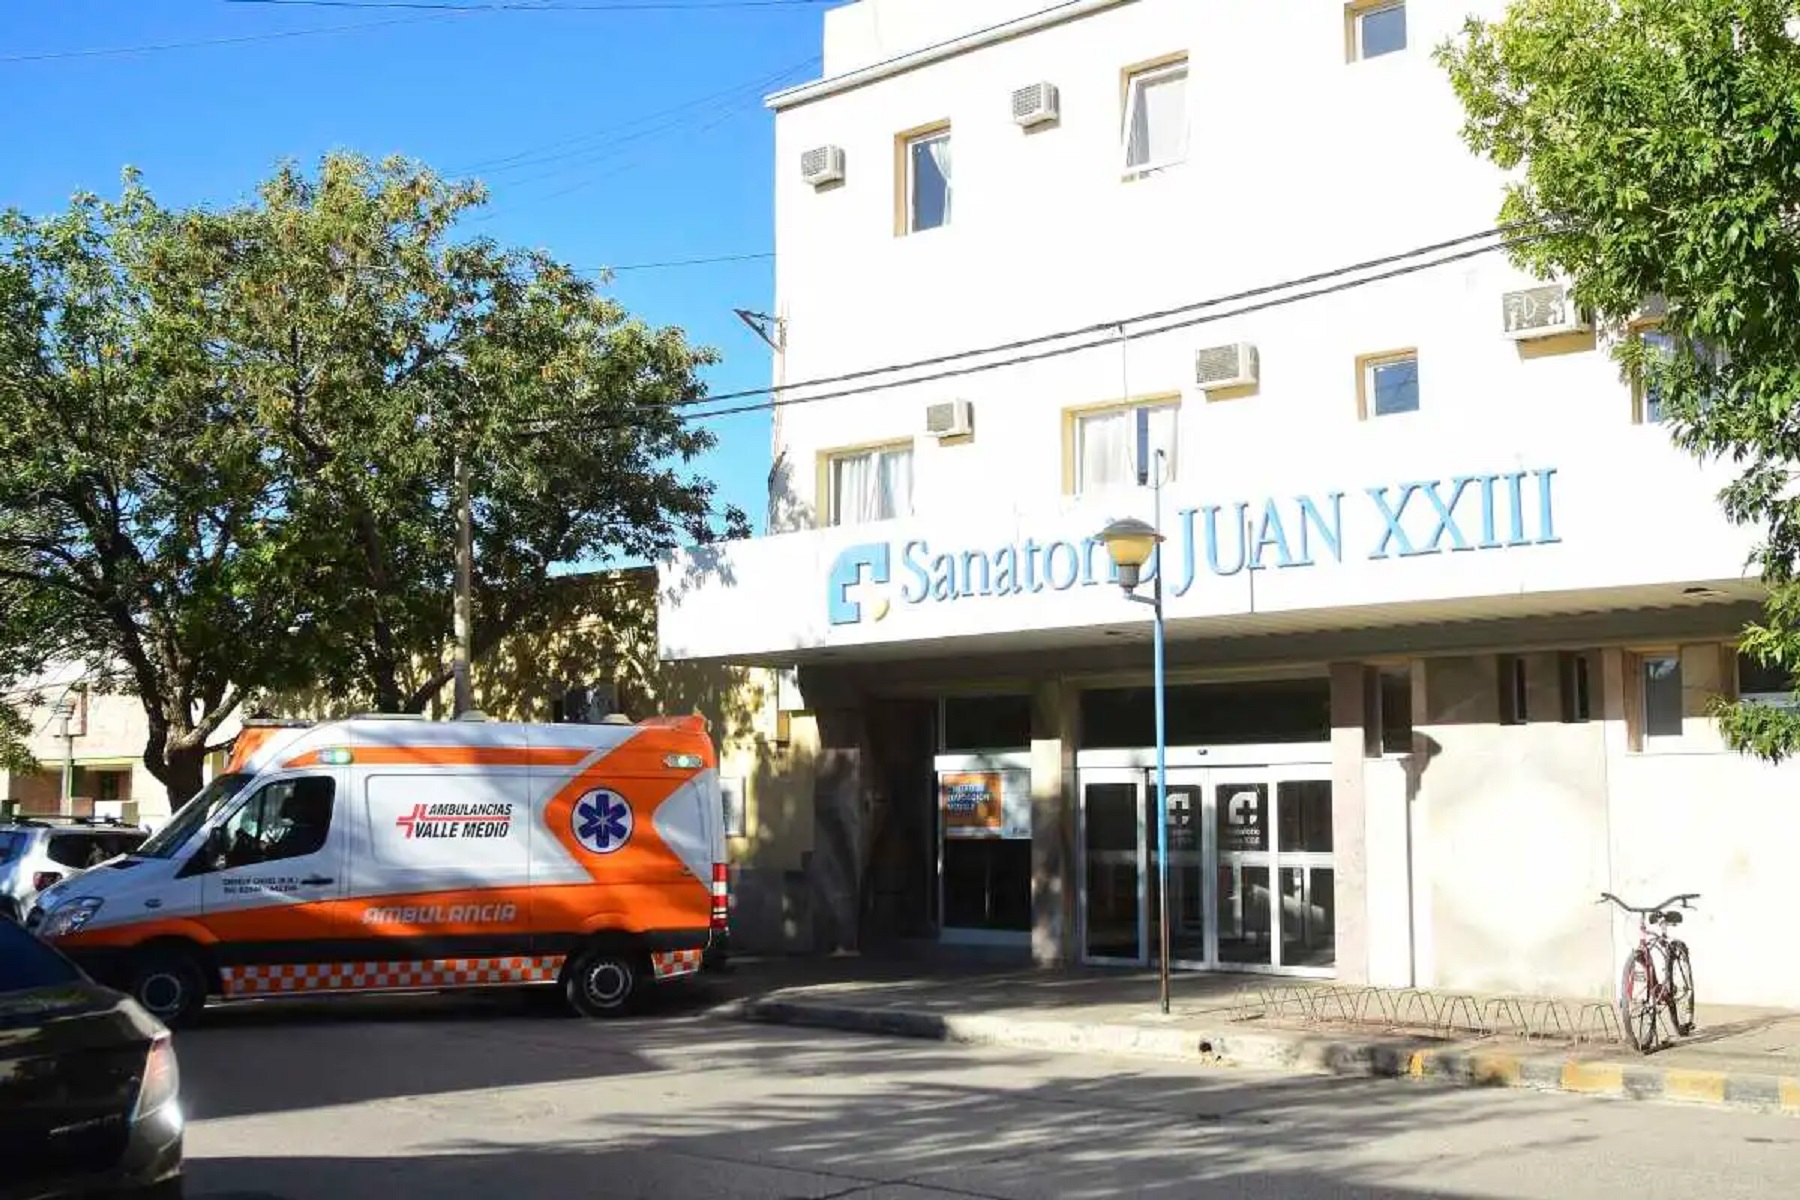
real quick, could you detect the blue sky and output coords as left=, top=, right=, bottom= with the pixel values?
left=1, top=0, right=831, bottom=537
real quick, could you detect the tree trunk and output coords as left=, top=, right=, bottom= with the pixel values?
left=157, top=743, right=208, bottom=812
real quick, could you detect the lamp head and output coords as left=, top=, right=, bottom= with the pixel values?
left=1096, top=517, right=1163, bottom=592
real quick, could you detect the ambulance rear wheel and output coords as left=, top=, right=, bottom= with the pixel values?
left=564, top=949, right=639, bottom=1018
left=128, top=948, right=208, bottom=1029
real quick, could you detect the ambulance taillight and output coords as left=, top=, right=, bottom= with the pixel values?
left=710, top=862, right=730, bottom=931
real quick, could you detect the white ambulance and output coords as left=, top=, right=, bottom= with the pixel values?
left=34, top=712, right=729, bottom=1026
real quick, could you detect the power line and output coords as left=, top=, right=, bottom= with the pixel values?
left=603, top=226, right=1552, bottom=431
left=450, top=56, right=816, bottom=178
left=583, top=251, right=774, bottom=272
left=0, top=11, right=455, bottom=63
left=672, top=225, right=1526, bottom=413
left=516, top=224, right=1542, bottom=439
left=676, top=230, right=1548, bottom=426
left=224, top=0, right=836, bottom=10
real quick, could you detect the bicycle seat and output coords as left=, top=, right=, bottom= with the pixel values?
left=1652, top=910, right=1684, bottom=926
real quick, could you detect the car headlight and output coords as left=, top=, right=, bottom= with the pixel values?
left=132, top=1033, right=181, bottom=1127
left=40, top=897, right=104, bottom=939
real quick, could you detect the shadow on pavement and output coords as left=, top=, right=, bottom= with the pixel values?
left=176, top=998, right=1614, bottom=1199
left=172, top=980, right=728, bottom=1121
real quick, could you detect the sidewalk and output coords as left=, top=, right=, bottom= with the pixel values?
left=701, top=954, right=1800, bottom=1116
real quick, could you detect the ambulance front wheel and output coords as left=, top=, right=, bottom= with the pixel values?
left=128, top=947, right=209, bottom=1029
left=564, top=949, right=640, bottom=1018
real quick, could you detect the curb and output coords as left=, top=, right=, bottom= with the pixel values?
left=713, top=996, right=1800, bottom=1117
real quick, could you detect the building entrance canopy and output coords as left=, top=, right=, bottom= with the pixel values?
left=657, top=438, right=1759, bottom=664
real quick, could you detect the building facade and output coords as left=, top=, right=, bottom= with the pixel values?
left=1, top=664, right=177, bottom=825
left=656, top=0, right=1800, bottom=1006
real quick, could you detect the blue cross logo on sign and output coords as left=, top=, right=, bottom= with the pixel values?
left=572, top=788, right=633, bottom=855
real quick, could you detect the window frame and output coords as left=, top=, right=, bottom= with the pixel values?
left=1345, top=0, right=1408, bottom=63
left=1636, top=650, right=1686, bottom=742
left=818, top=439, right=916, bottom=528
left=1063, top=396, right=1181, bottom=496
left=1735, top=647, right=1799, bottom=707
left=895, top=121, right=952, bottom=236
left=181, top=773, right=338, bottom=876
left=1629, top=317, right=1726, bottom=426
left=1356, top=348, right=1420, bottom=419
left=1120, top=54, right=1190, bottom=179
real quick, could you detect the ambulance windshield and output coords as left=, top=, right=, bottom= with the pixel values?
left=137, top=773, right=253, bottom=859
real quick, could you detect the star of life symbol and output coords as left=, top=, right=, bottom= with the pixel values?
left=844, top=568, right=889, bottom=623
left=572, top=788, right=633, bottom=854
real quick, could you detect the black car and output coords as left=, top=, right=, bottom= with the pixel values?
left=0, top=919, right=184, bottom=1200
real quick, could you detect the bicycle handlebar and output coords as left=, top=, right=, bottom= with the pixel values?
left=1598, top=891, right=1700, bottom=914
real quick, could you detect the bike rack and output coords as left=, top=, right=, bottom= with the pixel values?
left=1574, top=1001, right=1626, bottom=1044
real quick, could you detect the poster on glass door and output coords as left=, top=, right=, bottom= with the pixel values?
left=939, top=770, right=1031, bottom=840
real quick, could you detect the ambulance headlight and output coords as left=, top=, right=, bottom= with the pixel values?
left=41, top=897, right=105, bottom=939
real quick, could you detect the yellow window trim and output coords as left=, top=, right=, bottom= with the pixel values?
left=1354, top=347, right=1417, bottom=421
left=1060, top=393, right=1181, bottom=495
left=893, top=120, right=951, bottom=238
left=1344, top=0, right=1405, bottom=63
left=816, top=438, right=916, bottom=527
left=1118, top=52, right=1189, bottom=182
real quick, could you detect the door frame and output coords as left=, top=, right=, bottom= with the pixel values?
left=1075, top=751, right=1336, bottom=978
left=1074, top=766, right=1148, bottom=966
left=934, top=752, right=1034, bottom=948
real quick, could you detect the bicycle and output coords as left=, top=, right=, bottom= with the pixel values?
left=1598, top=891, right=1699, bottom=1054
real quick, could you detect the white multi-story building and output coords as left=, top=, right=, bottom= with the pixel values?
left=660, top=0, right=1800, bottom=1007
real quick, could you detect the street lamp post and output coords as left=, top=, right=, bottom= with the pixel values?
left=1095, top=451, right=1172, bottom=1016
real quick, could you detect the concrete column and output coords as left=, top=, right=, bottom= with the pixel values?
left=799, top=667, right=872, bottom=956
left=1328, top=663, right=1370, bottom=985
left=1029, top=679, right=1077, bottom=966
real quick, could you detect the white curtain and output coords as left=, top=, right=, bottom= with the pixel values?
left=1128, top=68, right=1188, bottom=170
left=832, top=447, right=912, bottom=525
left=1078, top=406, right=1177, bottom=493
left=912, top=134, right=952, bottom=228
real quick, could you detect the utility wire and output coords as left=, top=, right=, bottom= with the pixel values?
left=519, top=224, right=1549, bottom=439
left=450, top=55, right=816, bottom=177
left=582, top=251, right=774, bottom=272
left=671, top=224, right=1529, bottom=413
left=1, top=11, right=454, bottom=63
left=224, top=0, right=836, bottom=11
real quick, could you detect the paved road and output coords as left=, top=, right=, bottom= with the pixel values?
left=174, top=990, right=1800, bottom=1200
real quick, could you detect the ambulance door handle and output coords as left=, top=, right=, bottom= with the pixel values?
left=301, top=875, right=334, bottom=886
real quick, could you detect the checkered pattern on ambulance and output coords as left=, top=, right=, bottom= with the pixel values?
left=220, top=956, right=565, bottom=997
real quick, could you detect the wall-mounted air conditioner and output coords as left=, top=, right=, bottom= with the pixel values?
left=1195, top=342, right=1259, bottom=391
left=1012, top=82, right=1060, bottom=128
left=800, top=145, right=846, bottom=188
left=924, top=399, right=973, bottom=439
left=1501, top=282, right=1592, bottom=340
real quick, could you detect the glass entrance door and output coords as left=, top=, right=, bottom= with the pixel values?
left=1078, top=762, right=1336, bottom=975
left=1079, top=773, right=1143, bottom=963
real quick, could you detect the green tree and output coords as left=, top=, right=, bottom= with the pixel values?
left=0, top=155, right=746, bottom=805
left=1439, top=0, right=1800, bottom=760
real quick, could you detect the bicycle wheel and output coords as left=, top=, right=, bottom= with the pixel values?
left=1665, top=940, right=1696, bottom=1036
left=1619, top=949, right=1661, bottom=1054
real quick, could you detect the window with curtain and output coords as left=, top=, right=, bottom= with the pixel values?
left=828, top=445, right=913, bottom=526
left=1074, top=404, right=1177, bottom=494
left=1123, top=60, right=1189, bottom=174
left=907, top=129, right=952, bottom=232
